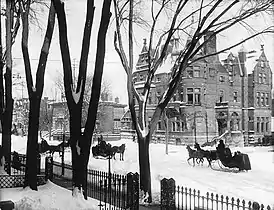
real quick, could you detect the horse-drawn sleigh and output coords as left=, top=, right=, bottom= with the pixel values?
left=92, top=139, right=126, bottom=161
left=186, top=140, right=251, bottom=172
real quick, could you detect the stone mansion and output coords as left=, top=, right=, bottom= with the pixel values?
left=120, top=32, right=272, bottom=146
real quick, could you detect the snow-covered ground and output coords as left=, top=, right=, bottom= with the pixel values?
left=1, top=134, right=274, bottom=208
left=0, top=181, right=100, bottom=210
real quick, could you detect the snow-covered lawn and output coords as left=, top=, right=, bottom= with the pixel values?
left=0, top=181, right=100, bottom=210
left=1, top=134, right=274, bottom=208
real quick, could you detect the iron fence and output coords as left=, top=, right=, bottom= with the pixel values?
left=160, top=178, right=273, bottom=210
left=45, top=157, right=139, bottom=209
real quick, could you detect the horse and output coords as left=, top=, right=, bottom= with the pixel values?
left=186, top=145, right=204, bottom=166
left=40, top=139, right=63, bottom=157
left=111, top=144, right=126, bottom=161
left=194, top=142, right=216, bottom=167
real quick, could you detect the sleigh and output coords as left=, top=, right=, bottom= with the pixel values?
left=92, top=141, right=114, bottom=159
left=218, top=152, right=251, bottom=171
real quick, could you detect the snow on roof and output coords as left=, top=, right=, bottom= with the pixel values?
left=245, top=50, right=261, bottom=74
left=156, top=53, right=176, bottom=74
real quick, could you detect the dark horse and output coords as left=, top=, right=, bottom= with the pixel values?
left=39, top=139, right=67, bottom=156
left=194, top=142, right=217, bottom=167
left=112, top=144, right=126, bottom=161
left=186, top=145, right=204, bottom=166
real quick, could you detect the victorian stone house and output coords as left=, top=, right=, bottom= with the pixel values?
left=121, top=33, right=272, bottom=146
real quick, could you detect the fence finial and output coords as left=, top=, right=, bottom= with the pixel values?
left=252, top=202, right=260, bottom=210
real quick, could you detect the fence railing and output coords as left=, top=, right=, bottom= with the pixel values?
left=0, top=174, right=46, bottom=188
left=45, top=157, right=139, bottom=210
left=160, top=178, right=273, bottom=210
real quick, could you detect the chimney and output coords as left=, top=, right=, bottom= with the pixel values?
left=203, top=31, right=217, bottom=59
left=115, top=97, right=119, bottom=103
left=101, top=93, right=108, bottom=101
left=238, top=46, right=247, bottom=76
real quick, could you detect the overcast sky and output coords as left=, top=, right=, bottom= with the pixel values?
left=8, top=0, right=274, bottom=104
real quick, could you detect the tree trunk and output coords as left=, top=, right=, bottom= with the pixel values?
left=138, top=134, right=152, bottom=203
left=81, top=0, right=112, bottom=200
left=68, top=104, right=82, bottom=190
left=24, top=95, right=40, bottom=190
left=1, top=101, right=13, bottom=174
left=1, top=0, right=13, bottom=175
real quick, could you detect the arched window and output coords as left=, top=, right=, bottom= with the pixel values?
left=230, top=112, right=239, bottom=131
left=176, top=122, right=181, bottom=131
left=172, top=122, right=176, bottom=131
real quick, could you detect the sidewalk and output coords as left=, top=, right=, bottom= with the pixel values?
left=139, top=205, right=160, bottom=209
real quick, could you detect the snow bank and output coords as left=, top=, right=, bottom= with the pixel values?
left=1, top=181, right=100, bottom=210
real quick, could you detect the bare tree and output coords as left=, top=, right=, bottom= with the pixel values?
left=0, top=0, right=50, bottom=174
left=0, top=0, right=14, bottom=174
left=20, top=1, right=56, bottom=190
left=114, top=0, right=274, bottom=202
left=54, top=71, right=112, bottom=128
left=52, top=0, right=112, bottom=199
left=39, top=97, right=53, bottom=136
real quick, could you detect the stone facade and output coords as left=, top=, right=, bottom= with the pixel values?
left=121, top=33, right=272, bottom=147
left=50, top=97, right=127, bottom=137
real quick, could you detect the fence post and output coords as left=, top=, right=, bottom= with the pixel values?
left=161, top=178, right=175, bottom=210
left=37, top=153, right=41, bottom=174
left=45, top=156, right=53, bottom=181
left=127, top=172, right=139, bottom=210
left=252, top=202, right=260, bottom=210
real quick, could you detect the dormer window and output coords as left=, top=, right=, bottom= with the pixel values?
left=266, top=93, right=269, bottom=105
left=256, top=92, right=260, bottom=106
left=262, top=73, right=266, bottom=83
left=179, top=89, right=184, bottom=102
left=173, top=93, right=177, bottom=101
left=157, top=77, right=161, bottom=82
left=194, top=70, right=200, bottom=77
left=233, top=92, right=238, bottom=102
left=219, top=90, right=224, bottom=102
left=187, top=69, right=193, bottom=78
left=209, top=68, right=215, bottom=77
left=219, top=76, right=224, bottom=82
left=193, top=66, right=200, bottom=77
left=261, top=93, right=265, bottom=106
left=261, top=61, right=264, bottom=68
left=258, top=73, right=262, bottom=83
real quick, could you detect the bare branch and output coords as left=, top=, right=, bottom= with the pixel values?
left=190, top=27, right=274, bottom=64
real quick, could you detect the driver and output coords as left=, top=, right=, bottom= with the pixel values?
left=216, top=140, right=225, bottom=155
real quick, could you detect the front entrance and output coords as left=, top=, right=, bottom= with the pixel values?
left=217, top=118, right=227, bottom=136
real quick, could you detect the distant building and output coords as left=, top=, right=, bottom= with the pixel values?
left=49, top=95, right=127, bottom=140
left=121, top=34, right=272, bottom=146
left=12, top=98, right=29, bottom=135
left=97, top=96, right=127, bottom=134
